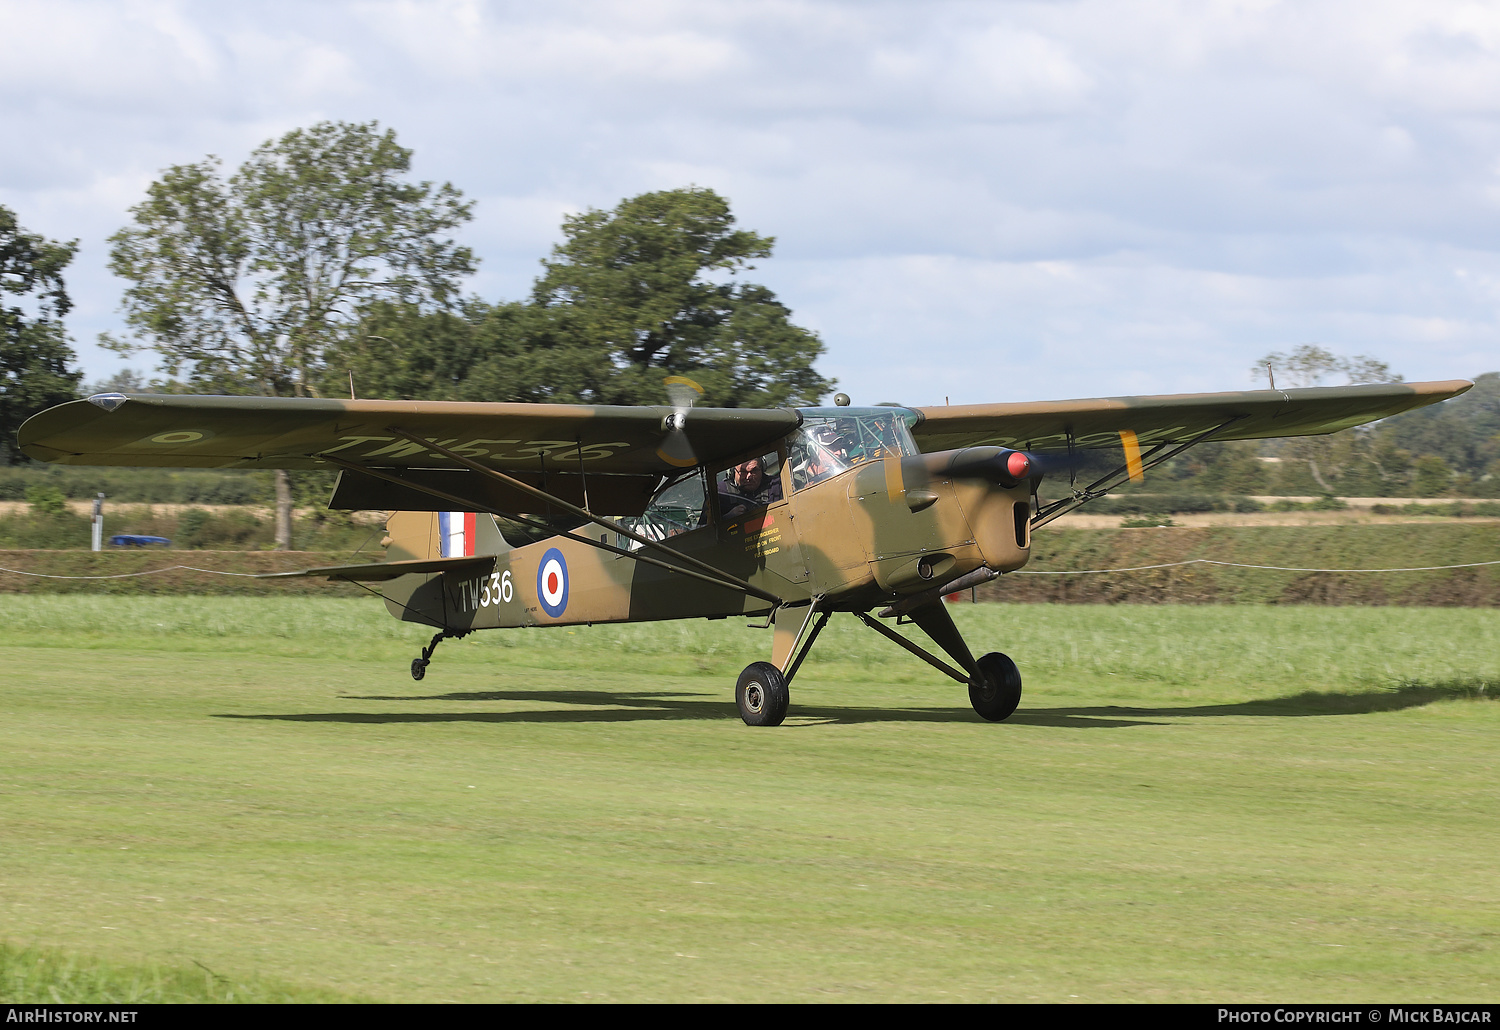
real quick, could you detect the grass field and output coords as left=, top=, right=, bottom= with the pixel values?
left=1, top=597, right=1496, bottom=1003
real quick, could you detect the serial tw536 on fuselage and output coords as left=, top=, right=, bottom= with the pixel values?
left=18, top=378, right=1471, bottom=725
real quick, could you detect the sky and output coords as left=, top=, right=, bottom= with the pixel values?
left=3, top=0, right=1499, bottom=406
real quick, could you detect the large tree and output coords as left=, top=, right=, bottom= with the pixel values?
left=529, top=187, right=832, bottom=407
left=106, top=120, right=475, bottom=547
left=1, top=206, right=82, bottom=464
left=326, top=188, right=834, bottom=409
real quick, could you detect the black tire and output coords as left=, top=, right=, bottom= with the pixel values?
left=411, top=659, right=427, bottom=682
left=968, top=651, right=1022, bottom=721
left=736, top=661, right=790, bottom=727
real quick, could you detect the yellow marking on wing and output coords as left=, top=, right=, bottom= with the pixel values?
left=1120, top=429, right=1144, bottom=482
left=884, top=455, right=903, bottom=501
left=655, top=447, right=699, bottom=468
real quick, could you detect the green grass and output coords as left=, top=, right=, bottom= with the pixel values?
left=0, top=942, right=360, bottom=1003
left=1, top=597, right=1497, bottom=1002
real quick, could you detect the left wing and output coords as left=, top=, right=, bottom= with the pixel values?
left=909, top=380, right=1473, bottom=453
left=18, top=393, right=800, bottom=475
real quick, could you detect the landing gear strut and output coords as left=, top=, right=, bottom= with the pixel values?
left=733, top=599, right=1025, bottom=725
left=856, top=603, right=1025, bottom=722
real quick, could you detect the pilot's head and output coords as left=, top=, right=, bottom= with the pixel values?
left=734, top=458, right=765, bottom=490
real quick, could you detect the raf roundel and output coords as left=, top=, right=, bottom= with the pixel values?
left=536, top=548, right=569, bottom=618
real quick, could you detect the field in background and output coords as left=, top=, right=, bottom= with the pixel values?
left=985, top=523, right=1500, bottom=606
left=3, top=520, right=1496, bottom=605
left=1, top=597, right=1496, bottom=1002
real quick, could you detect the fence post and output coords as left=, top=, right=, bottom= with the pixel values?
left=91, top=493, right=105, bottom=551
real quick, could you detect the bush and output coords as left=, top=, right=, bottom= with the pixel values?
left=1120, top=515, right=1176, bottom=528
left=25, top=484, right=69, bottom=518
left=0, top=466, right=271, bottom=505
left=1090, top=494, right=1220, bottom=515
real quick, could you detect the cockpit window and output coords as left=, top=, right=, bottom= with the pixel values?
left=616, top=471, right=707, bottom=545
left=787, top=413, right=915, bottom=492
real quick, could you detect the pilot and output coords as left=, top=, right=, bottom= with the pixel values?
left=720, top=457, right=782, bottom=518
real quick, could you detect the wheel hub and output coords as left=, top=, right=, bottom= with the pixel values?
left=744, top=682, right=764, bottom=712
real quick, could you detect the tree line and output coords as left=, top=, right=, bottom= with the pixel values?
left=3, top=121, right=1499, bottom=550
left=1145, top=346, right=1500, bottom=498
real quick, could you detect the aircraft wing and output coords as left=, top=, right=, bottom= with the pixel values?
left=908, top=380, right=1473, bottom=453
left=17, top=393, right=801, bottom=475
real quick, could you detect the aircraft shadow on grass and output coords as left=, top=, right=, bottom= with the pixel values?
left=215, top=680, right=1489, bottom=729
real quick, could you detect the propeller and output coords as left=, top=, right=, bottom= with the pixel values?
left=895, top=430, right=1143, bottom=511
left=897, top=445, right=1041, bottom=511
left=657, top=375, right=704, bottom=468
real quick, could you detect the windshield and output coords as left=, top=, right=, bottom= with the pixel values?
left=787, top=412, right=915, bottom=491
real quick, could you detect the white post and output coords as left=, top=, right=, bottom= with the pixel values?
left=91, top=492, right=104, bottom=551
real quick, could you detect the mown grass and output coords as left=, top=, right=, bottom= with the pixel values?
left=1, top=597, right=1496, bottom=1002
left=0, top=942, right=359, bottom=1003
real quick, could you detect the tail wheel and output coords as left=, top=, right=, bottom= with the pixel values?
left=736, top=661, right=790, bottom=727
left=968, top=652, right=1022, bottom=722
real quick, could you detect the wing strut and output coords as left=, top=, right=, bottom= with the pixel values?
left=382, top=426, right=783, bottom=604
left=1031, top=415, right=1248, bottom=530
left=320, top=451, right=784, bottom=607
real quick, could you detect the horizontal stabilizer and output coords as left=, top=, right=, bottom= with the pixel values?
left=259, top=555, right=493, bottom=582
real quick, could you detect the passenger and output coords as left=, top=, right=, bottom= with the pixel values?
left=799, top=440, right=840, bottom=488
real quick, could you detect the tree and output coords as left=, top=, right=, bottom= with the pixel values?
left=322, top=298, right=551, bottom=403
left=1, top=206, right=83, bottom=464
left=325, top=188, right=835, bottom=410
left=106, top=121, right=475, bottom=547
left=1252, top=345, right=1405, bottom=494
left=1252, top=344, right=1402, bottom=389
left=1410, top=454, right=1454, bottom=497
left=529, top=187, right=832, bottom=407
left=1373, top=371, right=1500, bottom=484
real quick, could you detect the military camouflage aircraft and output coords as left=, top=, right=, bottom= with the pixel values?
left=18, top=378, right=1471, bottom=726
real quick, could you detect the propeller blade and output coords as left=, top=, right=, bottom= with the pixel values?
left=656, top=375, right=705, bottom=468
left=663, top=375, right=704, bottom=411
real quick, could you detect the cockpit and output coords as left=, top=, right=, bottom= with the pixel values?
left=786, top=409, right=918, bottom=492
left=610, top=407, right=921, bottom=546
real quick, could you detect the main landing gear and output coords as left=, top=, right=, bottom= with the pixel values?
left=736, top=601, right=1022, bottom=725
left=967, top=651, right=1023, bottom=722
left=735, top=662, right=790, bottom=726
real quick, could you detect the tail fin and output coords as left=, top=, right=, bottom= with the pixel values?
left=382, top=511, right=512, bottom=562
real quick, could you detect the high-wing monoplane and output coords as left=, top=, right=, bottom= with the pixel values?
left=18, top=378, right=1471, bottom=725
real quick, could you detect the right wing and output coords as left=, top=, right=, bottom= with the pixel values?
left=908, top=380, right=1473, bottom=453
